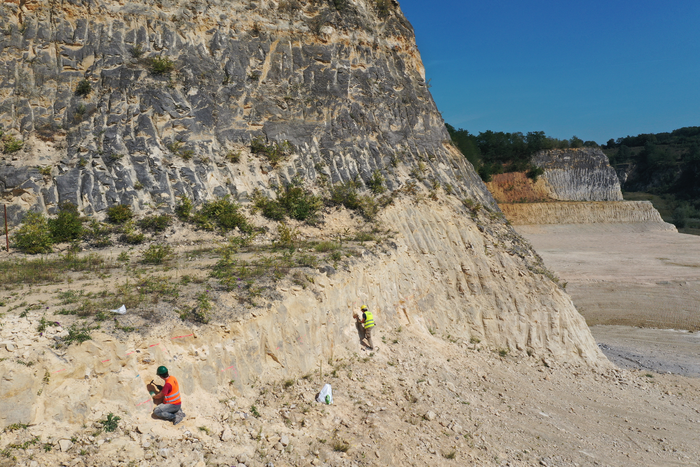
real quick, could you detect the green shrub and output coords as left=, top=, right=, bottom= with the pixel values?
left=175, top=196, right=193, bottom=220
left=49, top=203, right=83, bottom=243
left=82, top=219, right=113, bottom=247
left=367, top=170, right=386, bottom=194
left=2, top=135, right=23, bottom=154
left=194, top=196, right=252, bottom=233
left=62, top=323, right=94, bottom=346
left=106, top=204, right=133, bottom=224
left=121, top=224, right=145, bottom=245
left=13, top=211, right=53, bottom=254
left=250, top=136, right=293, bottom=166
left=75, top=79, right=91, bottom=97
left=328, top=181, right=361, bottom=210
left=255, top=185, right=321, bottom=222
left=358, top=195, right=379, bottom=220
left=526, top=165, right=545, bottom=181
left=225, top=151, right=241, bottom=163
left=99, top=413, right=120, bottom=432
left=149, top=56, right=175, bottom=74
left=141, top=244, right=173, bottom=264
left=137, top=214, right=172, bottom=233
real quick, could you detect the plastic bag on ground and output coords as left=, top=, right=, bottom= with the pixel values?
left=316, top=383, right=333, bottom=404
left=111, top=304, right=127, bottom=314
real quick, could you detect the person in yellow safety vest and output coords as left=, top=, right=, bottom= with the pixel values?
left=355, top=305, right=375, bottom=350
left=148, top=366, right=186, bottom=425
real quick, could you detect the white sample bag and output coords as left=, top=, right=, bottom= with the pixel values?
left=111, top=304, right=127, bottom=314
left=316, top=383, right=333, bottom=404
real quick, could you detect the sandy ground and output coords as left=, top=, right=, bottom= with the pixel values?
left=3, top=324, right=700, bottom=467
left=515, top=223, right=700, bottom=377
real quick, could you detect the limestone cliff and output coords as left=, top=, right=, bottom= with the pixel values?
left=531, top=148, right=623, bottom=202
left=500, top=200, right=675, bottom=226
left=0, top=0, right=489, bottom=223
left=0, top=0, right=608, bottom=431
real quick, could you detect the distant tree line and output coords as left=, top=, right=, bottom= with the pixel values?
left=602, top=126, right=700, bottom=229
left=445, top=124, right=598, bottom=182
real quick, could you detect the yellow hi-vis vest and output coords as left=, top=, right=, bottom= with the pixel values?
left=363, top=311, right=375, bottom=329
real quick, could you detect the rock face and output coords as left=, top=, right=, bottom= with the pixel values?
left=531, top=148, right=623, bottom=202
left=0, top=0, right=489, bottom=223
left=500, top=201, right=675, bottom=226
left=0, top=0, right=608, bottom=431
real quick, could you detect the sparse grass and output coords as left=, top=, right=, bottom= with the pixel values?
left=0, top=253, right=115, bottom=286
left=332, top=440, right=350, bottom=452
left=2, top=134, right=24, bottom=154
left=60, top=323, right=95, bottom=346
left=283, top=379, right=295, bottom=388
left=443, top=450, right=457, bottom=459
left=498, top=348, right=509, bottom=357
left=141, top=244, right=173, bottom=264
left=197, top=426, right=211, bottom=435
left=149, top=56, right=175, bottom=74
left=470, top=336, right=481, bottom=344
left=250, top=136, right=293, bottom=166
left=4, top=423, right=28, bottom=432
left=250, top=405, right=261, bottom=418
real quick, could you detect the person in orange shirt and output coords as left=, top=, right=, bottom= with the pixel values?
left=148, top=366, right=186, bottom=425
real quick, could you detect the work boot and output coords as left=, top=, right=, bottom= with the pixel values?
left=173, top=410, right=186, bottom=426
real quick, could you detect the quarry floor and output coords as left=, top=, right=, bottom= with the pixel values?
left=516, top=222, right=700, bottom=378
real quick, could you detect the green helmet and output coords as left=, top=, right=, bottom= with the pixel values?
left=156, top=366, right=168, bottom=376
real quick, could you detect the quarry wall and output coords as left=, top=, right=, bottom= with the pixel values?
left=0, top=0, right=609, bottom=429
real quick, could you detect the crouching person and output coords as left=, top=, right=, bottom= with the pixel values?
left=148, top=366, right=186, bottom=425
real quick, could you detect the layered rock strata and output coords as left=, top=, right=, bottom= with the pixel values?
left=500, top=201, right=674, bottom=226
left=0, top=0, right=608, bottom=429
left=0, top=0, right=489, bottom=223
left=531, top=148, right=623, bottom=202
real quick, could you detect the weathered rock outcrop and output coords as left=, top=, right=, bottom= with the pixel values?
left=0, top=0, right=608, bottom=432
left=531, top=148, right=623, bottom=202
left=0, top=0, right=489, bottom=223
left=500, top=200, right=676, bottom=226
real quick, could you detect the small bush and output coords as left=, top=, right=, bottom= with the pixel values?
left=194, top=196, right=252, bottom=233
left=332, top=440, right=350, bottom=452
left=149, top=56, right=175, bottom=75
left=250, top=136, right=293, bottom=166
left=49, top=203, right=83, bottom=243
left=129, top=44, right=144, bottom=58
left=526, top=165, right=545, bottom=181
left=99, top=413, right=120, bottom=432
left=367, top=170, right=386, bottom=194
left=82, top=219, right=113, bottom=247
left=121, top=224, right=145, bottom=245
left=141, top=244, right=173, bottom=264
left=225, top=151, right=241, bottom=163
left=137, top=214, right=172, bottom=233
left=328, top=181, right=361, bottom=210
left=175, top=196, right=193, bottom=220
left=75, top=79, right=91, bottom=97
left=276, top=222, right=298, bottom=249
left=255, top=185, right=321, bottom=222
left=13, top=211, right=53, bottom=254
left=106, top=204, right=133, bottom=224
left=63, top=323, right=94, bottom=346
left=2, top=135, right=23, bottom=154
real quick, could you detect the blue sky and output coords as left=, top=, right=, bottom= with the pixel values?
left=398, top=0, right=700, bottom=144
